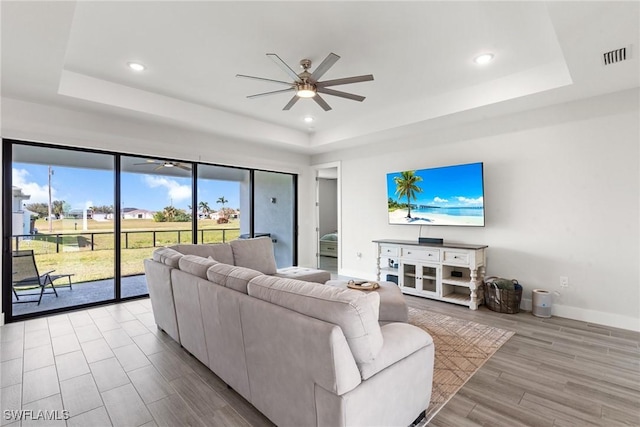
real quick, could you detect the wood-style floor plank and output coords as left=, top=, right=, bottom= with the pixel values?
left=1, top=295, right=638, bottom=426
left=404, top=295, right=640, bottom=426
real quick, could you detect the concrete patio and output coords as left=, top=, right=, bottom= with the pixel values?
left=11, top=274, right=148, bottom=316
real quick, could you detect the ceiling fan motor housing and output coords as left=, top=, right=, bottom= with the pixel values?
left=237, top=52, right=374, bottom=111
left=300, top=59, right=312, bottom=70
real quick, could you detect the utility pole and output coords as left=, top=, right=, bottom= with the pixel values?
left=48, top=165, right=53, bottom=233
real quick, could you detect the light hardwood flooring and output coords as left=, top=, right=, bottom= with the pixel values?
left=405, top=296, right=640, bottom=427
left=0, top=297, right=638, bottom=427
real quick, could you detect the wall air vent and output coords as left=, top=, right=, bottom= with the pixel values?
left=603, top=46, right=630, bottom=65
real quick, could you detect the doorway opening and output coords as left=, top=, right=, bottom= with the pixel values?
left=315, top=163, right=339, bottom=274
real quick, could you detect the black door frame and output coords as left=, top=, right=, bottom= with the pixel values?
left=2, top=139, right=298, bottom=322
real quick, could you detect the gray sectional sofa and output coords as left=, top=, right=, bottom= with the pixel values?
left=144, top=237, right=434, bottom=427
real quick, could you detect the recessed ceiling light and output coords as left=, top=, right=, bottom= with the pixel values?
left=474, top=53, right=494, bottom=65
left=303, top=116, right=314, bottom=123
left=127, top=62, right=146, bottom=72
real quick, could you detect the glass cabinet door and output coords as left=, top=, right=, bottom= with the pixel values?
left=401, top=261, right=439, bottom=295
left=421, top=265, right=438, bottom=293
left=402, top=263, right=417, bottom=289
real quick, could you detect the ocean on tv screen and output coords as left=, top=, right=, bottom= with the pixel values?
left=387, top=162, right=484, bottom=227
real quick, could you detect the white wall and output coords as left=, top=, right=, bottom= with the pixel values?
left=313, top=89, right=640, bottom=331
left=1, top=97, right=317, bottom=321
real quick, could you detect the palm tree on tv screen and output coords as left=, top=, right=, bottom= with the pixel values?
left=394, top=171, right=423, bottom=219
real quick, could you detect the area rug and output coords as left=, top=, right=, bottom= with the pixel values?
left=408, top=307, right=515, bottom=425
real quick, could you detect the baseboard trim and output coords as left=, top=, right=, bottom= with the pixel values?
left=343, top=268, right=639, bottom=332
left=521, top=298, right=639, bottom=332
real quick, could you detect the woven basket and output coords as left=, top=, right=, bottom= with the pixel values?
left=484, top=278, right=522, bottom=314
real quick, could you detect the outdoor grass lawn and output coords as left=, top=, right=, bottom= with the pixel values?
left=15, top=218, right=241, bottom=284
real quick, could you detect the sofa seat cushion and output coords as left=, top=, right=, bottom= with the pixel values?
left=170, top=243, right=234, bottom=265
left=247, top=275, right=383, bottom=364
left=207, top=263, right=264, bottom=294
left=230, top=237, right=277, bottom=274
left=178, top=255, right=218, bottom=279
left=275, top=267, right=331, bottom=284
left=152, top=247, right=183, bottom=268
left=359, top=323, right=433, bottom=380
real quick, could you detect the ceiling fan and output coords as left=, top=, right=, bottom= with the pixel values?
left=236, top=53, right=374, bottom=111
left=132, top=160, right=191, bottom=171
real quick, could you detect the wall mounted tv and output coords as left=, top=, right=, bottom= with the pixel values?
left=387, top=162, right=485, bottom=227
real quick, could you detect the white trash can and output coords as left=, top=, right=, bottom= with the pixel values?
left=532, top=289, right=552, bottom=318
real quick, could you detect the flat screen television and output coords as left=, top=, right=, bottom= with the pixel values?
left=387, top=162, right=485, bottom=226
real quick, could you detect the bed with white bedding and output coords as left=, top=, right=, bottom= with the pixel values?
left=319, top=232, right=338, bottom=257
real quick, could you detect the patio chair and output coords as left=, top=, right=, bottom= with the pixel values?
left=12, top=250, right=74, bottom=305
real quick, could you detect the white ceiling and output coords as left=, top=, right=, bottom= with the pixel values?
left=2, top=1, right=638, bottom=154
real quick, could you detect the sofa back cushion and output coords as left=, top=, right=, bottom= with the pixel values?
left=152, top=247, right=183, bottom=268
left=247, top=275, right=383, bottom=364
left=230, top=237, right=277, bottom=274
left=207, top=263, right=263, bottom=294
left=169, top=243, right=234, bottom=265
left=178, top=255, right=218, bottom=279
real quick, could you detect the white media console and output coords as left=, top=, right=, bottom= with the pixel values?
left=373, top=239, right=488, bottom=310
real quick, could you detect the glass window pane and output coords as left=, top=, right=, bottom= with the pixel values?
left=120, top=156, right=192, bottom=298
left=11, top=144, right=115, bottom=315
left=196, top=165, right=247, bottom=244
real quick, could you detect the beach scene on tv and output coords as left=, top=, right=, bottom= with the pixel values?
left=387, top=162, right=485, bottom=226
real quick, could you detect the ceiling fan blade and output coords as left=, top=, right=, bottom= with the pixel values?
left=247, top=87, right=295, bottom=99
left=132, top=162, right=159, bottom=166
left=316, top=74, right=374, bottom=88
left=176, top=164, right=191, bottom=171
left=283, top=95, right=300, bottom=111
left=313, top=94, right=332, bottom=111
left=309, top=52, right=340, bottom=83
left=317, top=87, right=365, bottom=102
left=267, top=53, right=302, bottom=83
left=154, top=165, right=164, bottom=171
left=235, top=74, right=293, bottom=86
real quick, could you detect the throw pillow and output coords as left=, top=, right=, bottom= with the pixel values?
left=230, top=237, right=277, bottom=275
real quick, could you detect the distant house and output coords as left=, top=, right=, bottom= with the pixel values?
left=123, top=209, right=155, bottom=220
left=11, top=186, right=36, bottom=235
left=67, top=208, right=93, bottom=219
left=209, top=208, right=238, bottom=220
left=92, top=212, right=113, bottom=221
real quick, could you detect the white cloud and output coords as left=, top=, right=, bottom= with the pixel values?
left=433, top=197, right=448, bottom=203
left=12, top=168, right=54, bottom=203
left=143, top=176, right=191, bottom=203
left=456, top=196, right=483, bottom=205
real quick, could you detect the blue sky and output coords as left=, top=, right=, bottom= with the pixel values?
left=386, top=162, right=484, bottom=207
left=13, top=163, right=241, bottom=211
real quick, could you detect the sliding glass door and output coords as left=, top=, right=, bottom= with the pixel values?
left=196, top=165, right=248, bottom=244
left=9, top=144, right=115, bottom=316
left=120, top=156, right=193, bottom=298
left=3, top=140, right=298, bottom=321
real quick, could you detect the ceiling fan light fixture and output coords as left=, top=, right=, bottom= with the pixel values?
left=127, top=61, right=146, bottom=72
left=303, top=116, right=314, bottom=123
left=164, top=162, right=174, bottom=168
left=296, top=83, right=316, bottom=98
left=474, top=53, right=494, bottom=65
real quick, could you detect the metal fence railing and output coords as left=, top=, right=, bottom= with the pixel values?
left=12, top=228, right=241, bottom=254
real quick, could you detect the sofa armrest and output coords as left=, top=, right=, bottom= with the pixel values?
left=358, top=323, right=433, bottom=380
left=144, top=259, right=180, bottom=343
